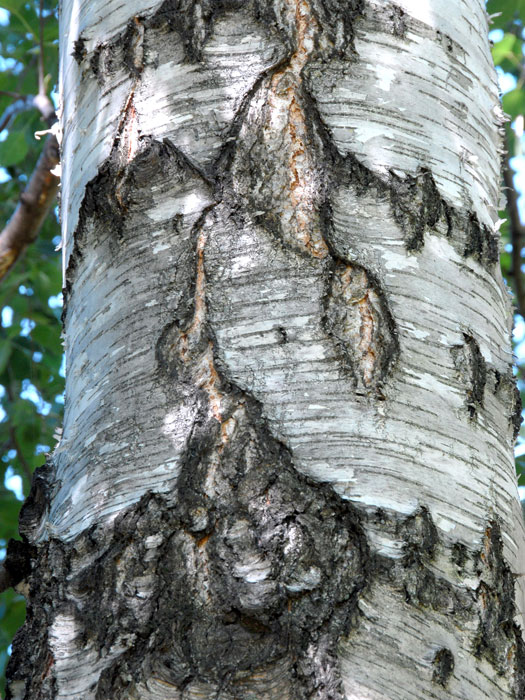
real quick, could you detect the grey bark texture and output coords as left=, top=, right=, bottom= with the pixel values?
left=5, top=1, right=525, bottom=699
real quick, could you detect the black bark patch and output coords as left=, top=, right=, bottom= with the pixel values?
left=388, top=3, right=407, bottom=38
left=18, top=460, right=54, bottom=540
left=511, top=381, right=523, bottom=442
left=371, top=508, right=475, bottom=617
left=276, top=325, right=288, bottom=344
left=72, top=36, right=87, bottom=64
left=399, top=506, right=439, bottom=566
left=121, top=16, right=145, bottom=77
left=89, top=45, right=102, bottom=79
left=451, top=333, right=487, bottom=419
left=5, top=538, right=68, bottom=700
left=87, top=15, right=147, bottom=85
left=149, top=0, right=284, bottom=62
left=390, top=168, right=444, bottom=252
left=149, top=0, right=221, bottom=62
left=451, top=542, right=468, bottom=573
left=432, top=647, right=454, bottom=687
left=464, top=214, right=499, bottom=267
left=311, top=0, right=365, bottom=54
left=474, top=521, right=525, bottom=697
left=490, top=367, right=522, bottom=442
left=89, top=41, right=122, bottom=85
left=78, top=160, right=123, bottom=234
left=3, top=539, right=36, bottom=590
left=395, top=509, right=461, bottom=612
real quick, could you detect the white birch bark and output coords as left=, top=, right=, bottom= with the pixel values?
left=5, top=0, right=525, bottom=699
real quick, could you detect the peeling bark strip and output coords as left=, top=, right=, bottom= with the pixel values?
left=9, top=0, right=525, bottom=698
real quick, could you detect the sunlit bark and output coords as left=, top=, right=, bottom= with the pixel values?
left=6, top=1, right=525, bottom=698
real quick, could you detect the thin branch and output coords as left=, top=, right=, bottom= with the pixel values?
left=0, top=95, right=35, bottom=132
left=32, top=93, right=56, bottom=126
left=0, top=133, right=59, bottom=283
left=0, top=92, right=58, bottom=283
left=0, top=93, right=56, bottom=132
left=0, top=90, right=24, bottom=99
left=504, top=152, right=525, bottom=318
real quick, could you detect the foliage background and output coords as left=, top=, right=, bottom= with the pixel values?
left=0, top=0, right=524, bottom=693
left=0, top=1, right=62, bottom=689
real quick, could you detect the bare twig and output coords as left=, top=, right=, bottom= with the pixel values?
left=504, top=152, right=525, bottom=318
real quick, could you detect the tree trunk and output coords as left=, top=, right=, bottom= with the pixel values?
left=6, top=0, right=525, bottom=698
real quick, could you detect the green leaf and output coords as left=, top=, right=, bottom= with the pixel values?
left=0, top=342, right=12, bottom=375
left=502, top=89, right=525, bottom=120
left=487, top=0, right=521, bottom=30
left=0, top=0, right=26, bottom=11
left=516, top=453, right=525, bottom=481
left=492, top=33, right=521, bottom=67
left=0, top=132, right=28, bottom=168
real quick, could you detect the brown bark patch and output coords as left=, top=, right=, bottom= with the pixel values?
left=324, top=261, right=398, bottom=393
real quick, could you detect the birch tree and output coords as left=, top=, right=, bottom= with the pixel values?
left=4, top=0, right=525, bottom=698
